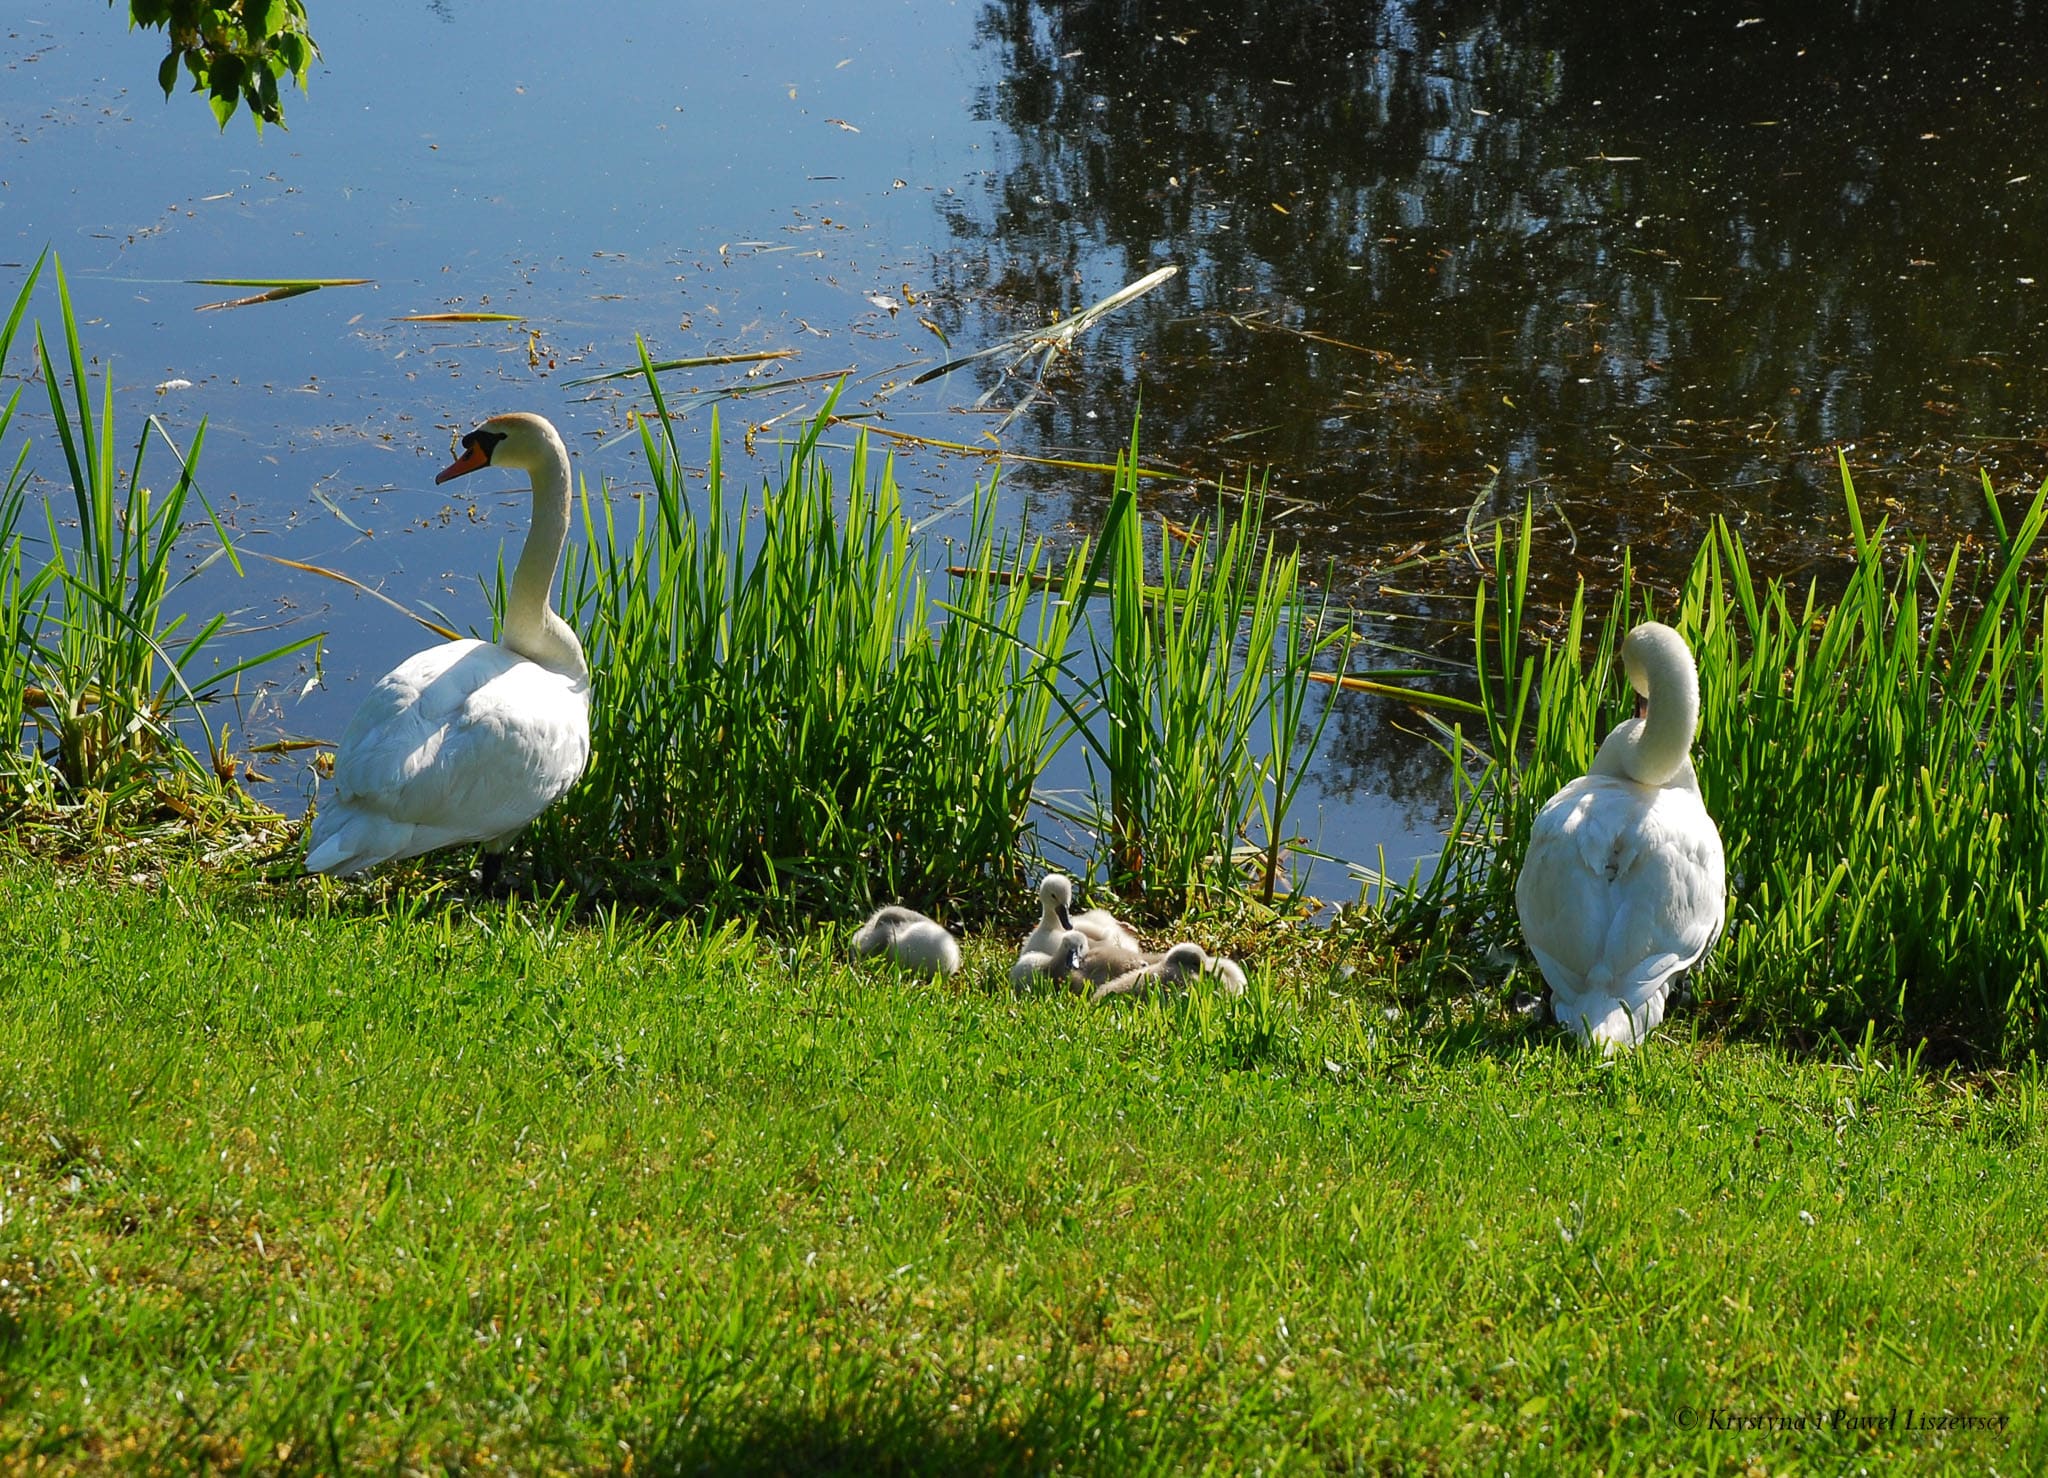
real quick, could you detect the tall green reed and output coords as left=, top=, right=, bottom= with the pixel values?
left=5, top=256, right=315, bottom=805
left=532, top=362, right=1351, bottom=922
left=0, top=254, right=50, bottom=802
left=534, top=361, right=1084, bottom=918
left=1059, top=442, right=1349, bottom=908
left=1403, top=464, right=2048, bottom=1062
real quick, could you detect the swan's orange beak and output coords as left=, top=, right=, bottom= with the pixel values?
left=435, top=442, right=492, bottom=485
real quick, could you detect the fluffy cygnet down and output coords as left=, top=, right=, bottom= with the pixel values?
left=1090, top=942, right=1248, bottom=1003
left=1010, top=929, right=1088, bottom=992
left=1074, top=940, right=1154, bottom=988
left=1023, top=874, right=1145, bottom=958
left=852, top=905, right=962, bottom=977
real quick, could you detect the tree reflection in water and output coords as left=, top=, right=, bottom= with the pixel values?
left=941, top=0, right=2048, bottom=606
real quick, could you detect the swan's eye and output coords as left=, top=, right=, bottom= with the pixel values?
left=464, top=428, right=508, bottom=463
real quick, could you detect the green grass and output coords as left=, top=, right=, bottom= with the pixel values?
left=534, top=359, right=1345, bottom=923
left=0, top=259, right=46, bottom=804
left=537, top=373, right=1086, bottom=919
left=4, top=255, right=316, bottom=811
left=1, top=861, right=2041, bottom=1473
left=1063, top=437, right=1350, bottom=908
left=1404, top=467, right=2048, bottom=1064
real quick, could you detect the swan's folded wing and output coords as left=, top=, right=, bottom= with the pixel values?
left=1517, top=777, right=1629, bottom=985
left=1604, top=788, right=1726, bottom=996
left=327, top=643, right=590, bottom=847
left=1519, top=776, right=1725, bottom=1009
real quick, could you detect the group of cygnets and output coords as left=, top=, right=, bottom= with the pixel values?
left=851, top=872, right=1247, bottom=1004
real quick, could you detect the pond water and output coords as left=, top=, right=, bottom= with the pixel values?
left=6, top=2, right=2048, bottom=890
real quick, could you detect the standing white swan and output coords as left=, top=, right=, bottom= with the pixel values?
left=305, top=413, right=591, bottom=881
left=1515, top=621, right=1726, bottom=1052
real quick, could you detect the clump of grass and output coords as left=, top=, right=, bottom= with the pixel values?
left=3, top=256, right=317, bottom=813
left=1403, top=463, right=2048, bottom=1062
left=535, top=361, right=1351, bottom=923
left=0, top=255, right=48, bottom=800
left=533, top=364, right=1086, bottom=919
left=1061, top=438, right=1349, bottom=909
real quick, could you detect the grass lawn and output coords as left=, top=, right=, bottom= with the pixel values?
left=0, top=862, right=2041, bottom=1473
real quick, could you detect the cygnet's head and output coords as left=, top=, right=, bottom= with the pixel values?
left=1158, top=942, right=1209, bottom=978
left=1037, top=873, right=1074, bottom=929
left=436, top=412, right=564, bottom=484
left=1056, top=929, right=1088, bottom=976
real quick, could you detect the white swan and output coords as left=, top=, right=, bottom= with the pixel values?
left=305, top=413, right=591, bottom=880
left=852, top=906, right=963, bottom=977
left=1022, top=874, right=1144, bottom=958
left=1019, top=875, right=1074, bottom=959
left=1515, top=621, right=1726, bottom=1052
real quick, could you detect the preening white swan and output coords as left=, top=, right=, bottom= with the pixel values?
left=853, top=906, right=963, bottom=977
left=1515, top=621, right=1726, bottom=1052
left=305, top=413, right=591, bottom=880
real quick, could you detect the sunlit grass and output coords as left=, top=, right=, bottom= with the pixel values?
left=1, top=860, right=2041, bottom=1472
left=1058, top=436, right=1350, bottom=908
left=0, top=254, right=48, bottom=803
left=533, top=367, right=1086, bottom=919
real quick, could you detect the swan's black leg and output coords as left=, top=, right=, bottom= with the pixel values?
left=477, top=848, right=508, bottom=895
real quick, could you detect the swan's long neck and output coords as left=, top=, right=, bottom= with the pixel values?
left=501, top=431, right=587, bottom=681
left=1590, top=626, right=1699, bottom=788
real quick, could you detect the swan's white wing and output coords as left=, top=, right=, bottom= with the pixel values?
left=1518, top=777, right=1628, bottom=987
left=307, top=640, right=590, bottom=875
left=1600, top=786, right=1725, bottom=994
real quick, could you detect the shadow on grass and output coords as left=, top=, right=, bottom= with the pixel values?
left=619, top=1347, right=1232, bottom=1477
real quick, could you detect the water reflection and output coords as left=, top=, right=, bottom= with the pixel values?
left=955, top=0, right=2048, bottom=604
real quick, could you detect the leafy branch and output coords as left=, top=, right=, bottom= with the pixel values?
left=119, top=1, right=320, bottom=132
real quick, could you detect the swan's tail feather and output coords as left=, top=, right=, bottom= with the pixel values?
left=1553, top=985, right=1674, bottom=1054
left=304, top=805, right=420, bottom=878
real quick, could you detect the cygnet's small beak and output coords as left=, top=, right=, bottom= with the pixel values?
left=435, top=440, right=492, bottom=485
